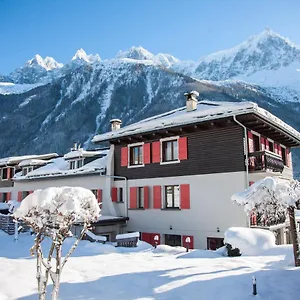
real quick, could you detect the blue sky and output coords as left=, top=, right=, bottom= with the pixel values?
left=1, top=0, right=300, bottom=74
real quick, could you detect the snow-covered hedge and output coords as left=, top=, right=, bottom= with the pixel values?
left=224, top=227, right=276, bottom=256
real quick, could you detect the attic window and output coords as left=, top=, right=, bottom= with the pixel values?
left=1, top=167, right=14, bottom=180
left=69, top=159, right=84, bottom=170
left=22, top=167, right=33, bottom=176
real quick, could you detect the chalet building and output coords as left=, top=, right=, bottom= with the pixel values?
left=1, top=92, right=300, bottom=249
left=91, top=91, right=300, bottom=249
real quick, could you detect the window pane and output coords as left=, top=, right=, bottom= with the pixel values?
left=174, top=186, right=180, bottom=207
left=138, top=187, right=144, bottom=208
left=173, top=141, right=178, bottom=160
left=166, top=186, right=173, bottom=208
left=130, top=145, right=143, bottom=165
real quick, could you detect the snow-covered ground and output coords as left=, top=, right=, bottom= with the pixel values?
left=0, top=231, right=299, bottom=300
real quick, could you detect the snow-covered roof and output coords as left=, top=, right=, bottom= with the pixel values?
left=64, top=149, right=108, bottom=160
left=0, top=153, right=58, bottom=167
left=14, top=155, right=108, bottom=181
left=18, top=159, right=48, bottom=167
left=92, top=100, right=300, bottom=143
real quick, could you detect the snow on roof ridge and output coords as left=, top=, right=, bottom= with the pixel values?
left=0, top=153, right=58, bottom=167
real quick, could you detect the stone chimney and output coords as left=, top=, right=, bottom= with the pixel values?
left=110, top=119, right=122, bottom=131
left=184, top=91, right=199, bottom=112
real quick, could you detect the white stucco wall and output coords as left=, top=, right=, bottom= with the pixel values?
left=113, top=171, right=247, bottom=249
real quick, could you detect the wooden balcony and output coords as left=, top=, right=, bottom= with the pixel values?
left=248, top=150, right=284, bottom=173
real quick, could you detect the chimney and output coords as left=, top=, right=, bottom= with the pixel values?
left=184, top=91, right=199, bottom=112
left=110, top=119, right=122, bottom=131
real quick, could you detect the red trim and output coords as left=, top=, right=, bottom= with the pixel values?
left=182, top=235, right=194, bottom=249
left=144, top=186, right=149, bottom=209
left=143, top=143, right=151, bottom=164
left=18, top=192, right=23, bottom=202
left=130, top=187, right=137, bottom=209
left=265, top=139, right=269, bottom=151
left=97, top=189, right=102, bottom=203
left=180, top=184, right=190, bottom=209
left=153, top=185, right=161, bottom=209
left=111, top=188, right=118, bottom=202
left=6, top=192, right=11, bottom=201
left=121, top=147, right=128, bottom=167
left=260, top=137, right=265, bottom=150
left=178, top=137, right=188, bottom=160
left=152, top=141, right=160, bottom=163
left=248, top=131, right=254, bottom=152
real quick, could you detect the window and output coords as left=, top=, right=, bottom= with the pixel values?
left=119, top=187, right=124, bottom=202
left=2, top=168, right=8, bottom=180
left=253, top=134, right=260, bottom=152
left=281, top=146, right=287, bottom=166
left=137, top=187, right=144, bottom=208
left=129, top=145, right=143, bottom=166
left=165, top=185, right=180, bottom=208
left=1, top=193, right=9, bottom=203
left=207, top=237, right=224, bottom=250
left=165, top=234, right=181, bottom=247
left=91, top=190, right=98, bottom=198
left=162, top=139, right=178, bottom=162
left=70, top=159, right=84, bottom=170
left=22, top=167, right=33, bottom=176
left=22, top=191, right=30, bottom=198
left=269, top=140, right=274, bottom=152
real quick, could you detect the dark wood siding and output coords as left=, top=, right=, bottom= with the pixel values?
left=114, top=124, right=245, bottom=179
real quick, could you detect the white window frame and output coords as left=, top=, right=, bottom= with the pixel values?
left=251, top=130, right=261, bottom=152
left=164, top=185, right=180, bottom=209
left=128, top=142, right=145, bottom=168
left=280, top=144, right=288, bottom=166
left=160, top=136, right=180, bottom=165
left=69, top=158, right=84, bottom=170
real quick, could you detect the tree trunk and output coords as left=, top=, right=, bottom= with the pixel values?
left=52, top=244, right=62, bottom=300
left=288, top=207, right=300, bottom=267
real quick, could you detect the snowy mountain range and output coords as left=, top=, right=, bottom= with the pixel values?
left=0, top=28, right=299, bottom=177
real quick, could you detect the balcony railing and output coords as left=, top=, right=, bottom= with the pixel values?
left=248, top=150, right=284, bottom=173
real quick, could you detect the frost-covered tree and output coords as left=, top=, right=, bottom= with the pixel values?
left=232, top=177, right=300, bottom=267
left=14, top=186, right=100, bottom=300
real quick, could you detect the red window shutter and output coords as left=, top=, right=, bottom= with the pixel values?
left=265, top=139, right=269, bottom=151
left=98, top=189, right=102, bottom=203
left=249, top=181, right=255, bottom=186
left=0, top=193, right=2, bottom=202
left=152, top=141, right=161, bottom=163
left=29, top=190, right=33, bottom=194
left=248, top=131, right=254, bottom=152
left=286, top=148, right=291, bottom=167
left=274, top=143, right=279, bottom=154
left=7, top=168, right=11, bottom=179
left=153, top=186, right=161, bottom=209
left=182, top=235, right=194, bottom=249
left=143, top=143, right=151, bottom=164
left=179, top=137, right=188, bottom=160
left=6, top=192, right=11, bottom=201
left=180, top=184, right=190, bottom=209
left=130, top=187, right=137, bottom=209
left=278, top=145, right=282, bottom=157
left=260, top=137, right=265, bottom=150
left=144, top=186, right=149, bottom=209
left=121, top=147, right=128, bottom=167
left=18, top=192, right=23, bottom=202
left=111, top=187, right=118, bottom=202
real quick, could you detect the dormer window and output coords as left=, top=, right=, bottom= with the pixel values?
left=69, top=159, right=84, bottom=170
left=22, top=167, right=33, bottom=176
